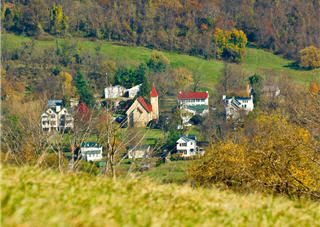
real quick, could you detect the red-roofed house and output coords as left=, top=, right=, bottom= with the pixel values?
left=178, top=91, right=209, bottom=123
left=178, top=91, right=209, bottom=106
left=126, top=85, right=159, bottom=127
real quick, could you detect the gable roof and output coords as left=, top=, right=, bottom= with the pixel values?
left=178, top=135, right=196, bottom=143
left=150, top=84, right=158, bottom=97
left=137, top=97, right=152, bottom=113
left=178, top=92, right=208, bottom=100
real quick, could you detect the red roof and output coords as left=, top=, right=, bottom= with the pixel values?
left=137, top=97, right=152, bottom=113
left=178, top=92, right=208, bottom=99
left=150, top=84, right=158, bottom=97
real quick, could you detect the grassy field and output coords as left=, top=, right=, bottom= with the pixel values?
left=2, top=165, right=320, bottom=226
left=2, top=33, right=319, bottom=89
left=142, top=160, right=191, bottom=184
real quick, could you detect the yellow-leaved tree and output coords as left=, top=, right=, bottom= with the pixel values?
left=57, top=71, right=76, bottom=97
left=172, top=67, right=193, bottom=91
left=299, top=46, right=320, bottom=69
left=190, top=114, right=320, bottom=198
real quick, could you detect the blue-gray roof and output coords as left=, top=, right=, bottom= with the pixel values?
left=81, top=142, right=101, bottom=148
left=48, top=100, right=62, bottom=107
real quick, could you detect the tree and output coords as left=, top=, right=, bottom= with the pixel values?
left=57, top=71, right=75, bottom=97
left=190, top=114, right=320, bottom=198
left=75, top=71, right=95, bottom=108
left=309, top=82, right=319, bottom=95
left=147, top=51, right=170, bottom=73
left=213, top=28, right=248, bottom=63
left=50, top=4, right=68, bottom=35
left=172, top=67, right=193, bottom=92
left=299, top=46, right=320, bottom=69
left=165, top=129, right=180, bottom=153
left=215, top=64, right=247, bottom=98
left=249, top=74, right=263, bottom=105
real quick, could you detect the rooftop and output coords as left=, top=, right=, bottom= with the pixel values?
left=178, top=91, right=208, bottom=100
left=179, top=134, right=197, bottom=142
left=150, top=84, right=158, bottom=97
left=48, top=100, right=62, bottom=107
left=127, top=145, right=150, bottom=151
left=186, top=105, right=208, bottom=114
left=81, top=142, right=101, bottom=148
left=137, top=97, right=152, bottom=112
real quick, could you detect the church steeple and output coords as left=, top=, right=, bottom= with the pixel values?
left=150, top=84, right=159, bottom=119
left=150, top=84, right=158, bottom=97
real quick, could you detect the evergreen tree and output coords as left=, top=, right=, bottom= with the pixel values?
left=75, top=71, right=95, bottom=108
left=249, top=74, right=263, bottom=105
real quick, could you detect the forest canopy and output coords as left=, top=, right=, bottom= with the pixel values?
left=2, top=0, right=320, bottom=60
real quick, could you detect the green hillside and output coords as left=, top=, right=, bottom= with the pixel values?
left=2, top=165, right=320, bottom=226
left=2, top=33, right=319, bottom=90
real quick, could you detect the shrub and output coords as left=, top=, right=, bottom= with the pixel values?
left=189, top=114, right=320, bottom=198
left=40, top=153, right=68, bottom=170
left=299, top=46, right=320, bottom=69
left=76, top=160, right=100, bottom=175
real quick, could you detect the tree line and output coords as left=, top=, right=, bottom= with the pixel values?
left=3, top=0, right=319, bottom=60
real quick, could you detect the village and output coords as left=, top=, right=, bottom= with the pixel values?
left=40, top=79, right=269, bottom=170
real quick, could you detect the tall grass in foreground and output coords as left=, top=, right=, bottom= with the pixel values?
left=1, top=165, right=320, bottom=226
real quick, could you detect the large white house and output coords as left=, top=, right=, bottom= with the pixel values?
left=176, top=135, right=199, bottom=157
left=104, top=85, right=126, bottom=99
left=178, top=91, right=209, bottom=123
left=80, top=142, right=103, bottom=162
left=104, top=84, right=142, bottom=99
left=41, top=100, right=74, bottom=132
left=222, top=95, right=254, bottom=119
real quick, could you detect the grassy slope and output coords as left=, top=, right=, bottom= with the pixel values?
left=2, top=33, right=319, bottom=90
left=2, top=165, right=320, bottom=226
left=142, top=160, right=191, bottom=184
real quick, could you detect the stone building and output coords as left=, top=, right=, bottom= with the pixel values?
left=126, top=85, right=159, bottom=127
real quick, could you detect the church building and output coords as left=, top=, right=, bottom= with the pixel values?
left=126, top=85, right=159, bottom=127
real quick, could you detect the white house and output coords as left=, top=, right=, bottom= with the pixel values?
left=178, top=91, right=209, bottom=123
left=80, top=142, right=103, bottom=162
left=104, top=84, right=142, bottom=99
left=126, top=84, right=142, bottom=98
left=41, top=101, right=74, bottom=132
left=104, top=85, right=126, bottom=99
left=127, top=145, right=151, bottom=159
left=222, top=95, right=254, bottom=119
left=176, top=135, right=199, bottom=157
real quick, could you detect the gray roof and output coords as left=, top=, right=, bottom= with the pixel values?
left=82, top=150, right=102, bottom=155
left=179, top=135, right=196, bottom=142
left=48, top=100, right=62, bottom=107
left=127, top=145, right=150, bottom=151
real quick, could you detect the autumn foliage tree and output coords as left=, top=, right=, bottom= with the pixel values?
left=213, top=28, right=248, bottom=62
left=298, top=46, right=320, bottom=69
left=190, top=114, right=320, bottom=198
